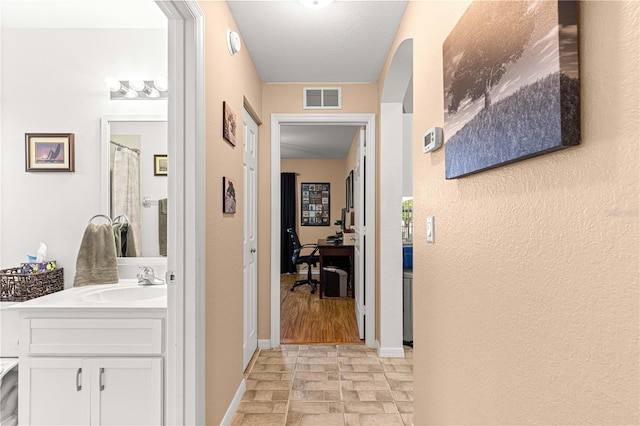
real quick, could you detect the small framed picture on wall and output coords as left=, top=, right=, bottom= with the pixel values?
left=25, top=133, right=75, bottom=172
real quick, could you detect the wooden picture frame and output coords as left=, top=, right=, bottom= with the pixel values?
left=223, top=176, right=237, bottom=213
left=223, top=101, right=237, bottom=146
left=25, top=133, right=75, bottom=172
left=154, top=154, right=168, bottom=176
left=348, top=170, right=354, bottom=210
left=301, top=182, right=330, bottom=226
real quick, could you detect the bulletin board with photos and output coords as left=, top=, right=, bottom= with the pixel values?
left=301, top=183, right=330, bottom=226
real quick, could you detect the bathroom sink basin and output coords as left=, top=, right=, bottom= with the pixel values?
left=83, top=285, right=166, bottom=303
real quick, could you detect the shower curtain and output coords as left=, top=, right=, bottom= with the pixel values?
left=112, top=147, right=142, bottom=256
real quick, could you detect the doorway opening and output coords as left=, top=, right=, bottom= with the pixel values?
left=270, top=114, right=376, bottom=349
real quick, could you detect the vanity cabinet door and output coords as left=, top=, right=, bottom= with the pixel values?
left=20, top=358, right=91, bottom=425
left=91, top=357, right=163, bottom=426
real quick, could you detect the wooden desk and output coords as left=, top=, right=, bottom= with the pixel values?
left=317, top=239, right=355, bottom=299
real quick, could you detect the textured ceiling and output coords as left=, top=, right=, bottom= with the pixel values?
left=281, top=125, right=360, bottom=159
left=227, top=0, right=408, bottom=83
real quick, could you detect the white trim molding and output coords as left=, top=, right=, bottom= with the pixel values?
left=258, top=339, right=272, bottom=349
left=270, top=113, right=376, bottom=349
left=221, top=379, right=247, bottom=426
left=155, top=1, right=205, bottom=425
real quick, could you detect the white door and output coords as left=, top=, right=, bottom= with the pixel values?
left=354, top=127, right=366, bottom=339
left=20, top=358, right=90, bottom=425
left=93, top=358, right=163, bottom=426
left=243, top=109, right=259, bottom=370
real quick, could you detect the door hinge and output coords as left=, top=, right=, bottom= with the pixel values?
left=166, top=271, right=176, bottom=285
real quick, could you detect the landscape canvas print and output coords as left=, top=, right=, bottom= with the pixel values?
left=443, top=0, right=580, bottom=179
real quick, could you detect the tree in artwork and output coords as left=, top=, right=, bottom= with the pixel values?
left=446, top=1, right=535, bottom=114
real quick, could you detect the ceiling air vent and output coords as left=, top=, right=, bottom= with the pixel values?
left=303, top=87, right=342, bottom=110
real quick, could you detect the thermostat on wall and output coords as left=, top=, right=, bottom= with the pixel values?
left=423, top=127, right=443, bottom=153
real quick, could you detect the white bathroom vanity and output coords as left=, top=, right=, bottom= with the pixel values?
left=10, top=281, right=166, bottom=425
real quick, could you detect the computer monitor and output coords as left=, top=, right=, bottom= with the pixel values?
left=340, top=208, right=347, bottom=232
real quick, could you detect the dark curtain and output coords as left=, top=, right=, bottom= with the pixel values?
left=280, top=172, right=297, bottom=273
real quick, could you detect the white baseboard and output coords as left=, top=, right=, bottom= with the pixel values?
left=258, top=339, right=271, bottom=349
left=377, top=346, right=405, bottom=358
left=220, top=378, right=246, bottom=426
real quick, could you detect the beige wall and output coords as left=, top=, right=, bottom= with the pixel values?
left=281, top=159, right=347, bottom=245
left=258, top=83, right=378, bottom=339
left=378, top=1, right=639, bottom=424
left=199, top=2, right=263, bottom=423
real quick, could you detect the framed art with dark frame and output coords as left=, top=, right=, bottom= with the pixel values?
left=154, top=154, right=168, bottom=176
left=347, top=170, right=354, bottom=210
left=25, top=133, right=75, bottom=172
left=301, top=182, right=330, bottom=226
left=223, top=176, right=237, bottom=214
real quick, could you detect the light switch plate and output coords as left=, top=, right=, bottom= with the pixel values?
left=426, top=216, right=434, bottom=243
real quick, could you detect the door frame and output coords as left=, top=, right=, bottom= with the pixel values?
left=155, top=1, right=205, bottom=425
left=270, top=113, right=376, bottom=348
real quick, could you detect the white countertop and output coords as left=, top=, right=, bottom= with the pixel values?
left=8, top=281, right=167, bottom=311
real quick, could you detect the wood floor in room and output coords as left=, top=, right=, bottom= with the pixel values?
left=280, top=274, right=363, bottom=345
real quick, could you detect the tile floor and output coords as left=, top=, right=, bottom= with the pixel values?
left=231, top=344, right=413, bottom=426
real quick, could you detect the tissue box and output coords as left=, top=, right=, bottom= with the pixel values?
left=20, top=260, right=57, bottom=274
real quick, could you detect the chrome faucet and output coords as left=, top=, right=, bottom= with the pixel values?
left=137, top=266, right=165, bottom=286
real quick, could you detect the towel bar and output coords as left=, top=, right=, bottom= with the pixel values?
left=89, top=214, right=112, bottom=225
left=113, top=214, right=130, bottom=224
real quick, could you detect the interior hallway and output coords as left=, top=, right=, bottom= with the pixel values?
left=231, top=344, right=413, bottom=425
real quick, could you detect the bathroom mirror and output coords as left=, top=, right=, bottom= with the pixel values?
left=101, top=116, right=168, bottom=259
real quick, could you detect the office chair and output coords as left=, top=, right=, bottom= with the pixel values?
left=287, top=228, right=320, bottom=294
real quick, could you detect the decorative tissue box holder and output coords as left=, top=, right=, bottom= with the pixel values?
left=20, top=260, right=57, bottom=274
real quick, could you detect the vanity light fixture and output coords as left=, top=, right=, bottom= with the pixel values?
left=104, top=77, right=168, bottom=100
left=298, top=0, right=334, bottom=9
left=226, top=29, right=242, bottom=56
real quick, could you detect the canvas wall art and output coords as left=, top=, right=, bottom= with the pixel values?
left=443, top=0, right=580, bottom=179
left=223, top=101, right=237, bottom=146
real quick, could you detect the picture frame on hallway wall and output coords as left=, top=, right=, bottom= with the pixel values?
left=301, top=182, right=330, bottom=226
left=25, top=133, right=75, bottom=172
left=154, top=154, right=168, bottom=176
left=348, top=170, right=354, bottom=210
left=222, top=101, right=237, bottom=146
left=223, top=177, right=237, bottom=214
left=443, top=0, right=580, bottom=179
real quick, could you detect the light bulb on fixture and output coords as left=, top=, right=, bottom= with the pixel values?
left=105, top=77, right=167, bottom=99
left=298, top=0, right=334, bottom=9
left=129, top=79, right=160, bottom=98
left=105, top=77, right=138, bottom=98
left=154, top=77, right=168, bottom=92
